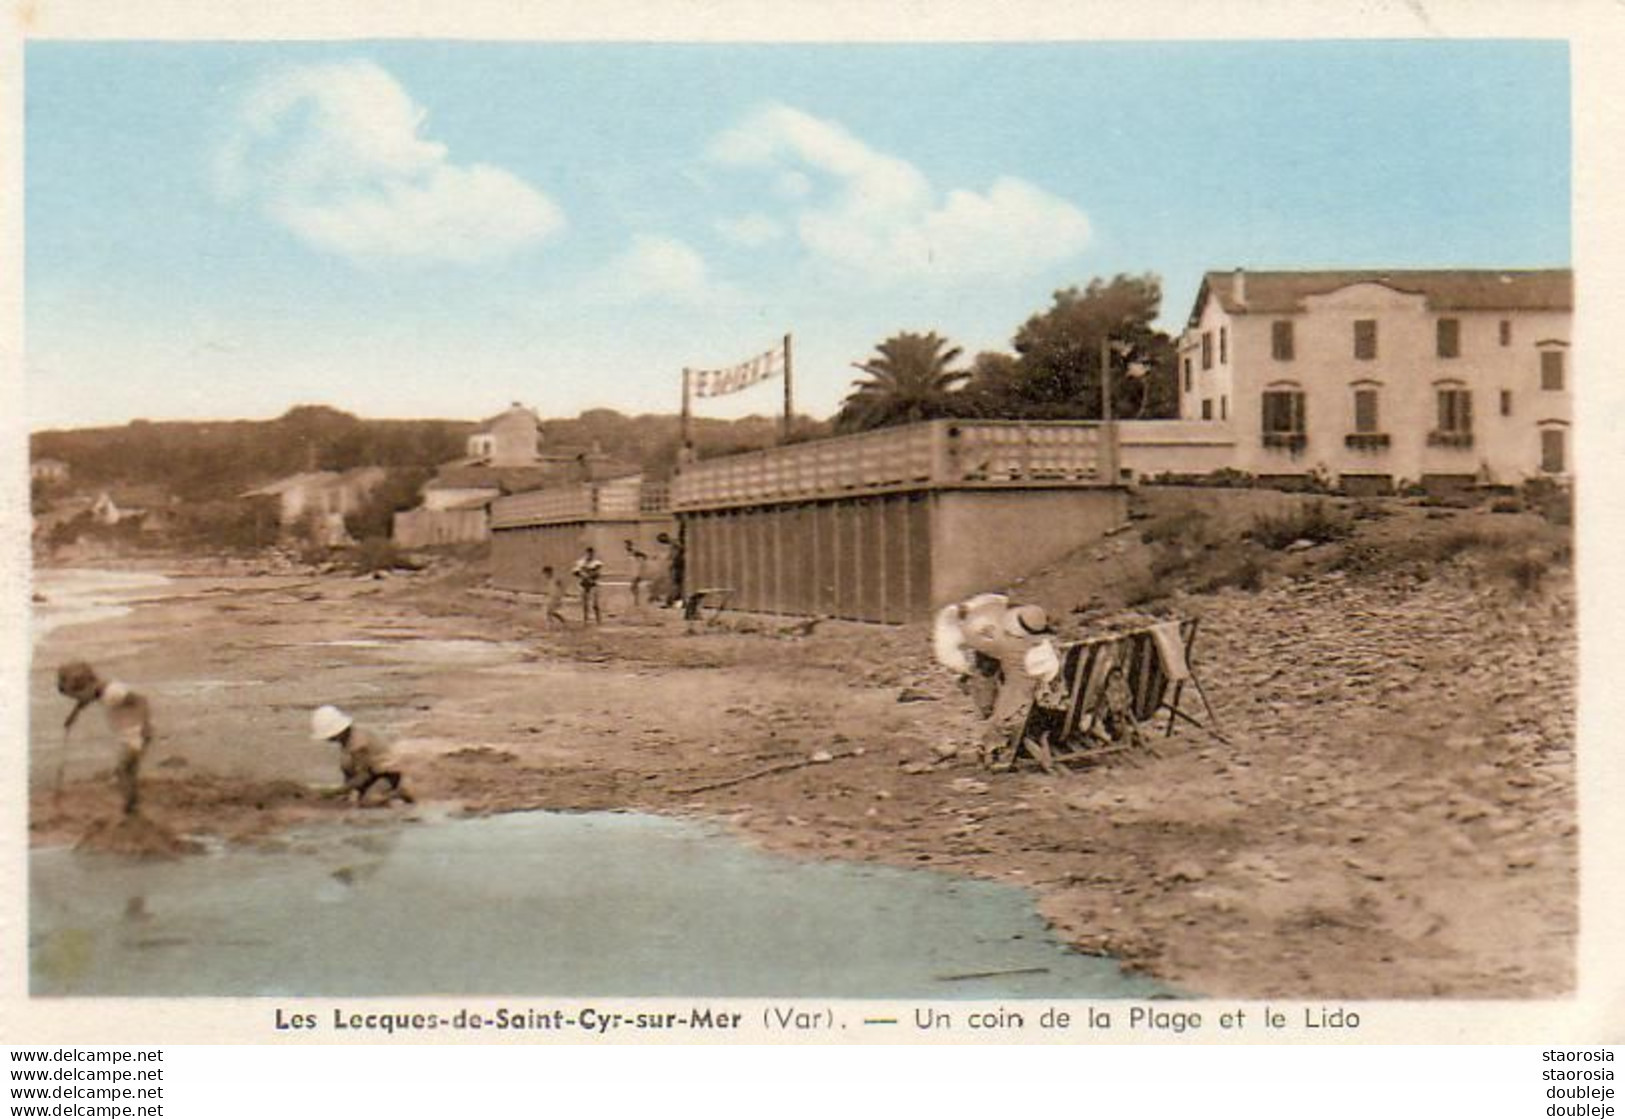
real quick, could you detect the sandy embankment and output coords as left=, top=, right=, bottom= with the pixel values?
left=28, top=532, right=1576, bottom=999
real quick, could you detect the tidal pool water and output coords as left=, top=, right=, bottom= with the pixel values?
left=31, top=569, right=173, bottom=640
left=32, top=810, right=1166, bottom=999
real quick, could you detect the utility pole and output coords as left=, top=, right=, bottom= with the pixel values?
left=781, top=332, right=794, bottom=444
left=679, top=367, right=692, bottom=470
left=1100, top=336, right=1120, bottom=485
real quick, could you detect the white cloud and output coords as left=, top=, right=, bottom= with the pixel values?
left=715, top=212, right=785, bottom=247
left=709, top=102, right=1091, bottom=286
left=594, top=235, right=733, bottom=306
left=217, top=60, right=563, bottom=265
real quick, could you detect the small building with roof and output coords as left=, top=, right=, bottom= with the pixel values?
left=466, top=403, right=546, bottom=467
left=394, top=402, right=640, bottom=548
left=31, top=458, right=70, bottom=485
left=242, top=467, right=388, bottom=547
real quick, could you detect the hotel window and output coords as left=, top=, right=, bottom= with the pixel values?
left=1202, top=399, right=1213, bottom=420
left=1220, top=395, right=1228, bottom=420
left=1261, top=387, right=1306, bottom=450
left=1272, top=320, right=1295, bottom=361
left=1541, top=350, right=1565, bottom=391
left=1500, top=390, right=1513, bottom=416
left=1219, top=326, right=1228, bottom=364
left=1354, top=319, right=1377, bottom=360
left=1354, top=388, right=1380, bottom=434
left=1346, top=385, right=1389, bottom=451
left=1499, top=320, right=1512, bottom=346
left=1436, top=318, right=1460, bottom=358
left=1183, top=358, right=1192, bottom=392
left=1202, top=331, right=1213, bottom=371
left=1431, top=386, right=1474, bottom=448
left=1541, top=428, right=1566, bottom=474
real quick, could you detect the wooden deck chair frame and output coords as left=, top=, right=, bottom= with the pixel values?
left=1151, top=619, right=1226, bottom=744
left=1013, top=618, right=1226, bottom=771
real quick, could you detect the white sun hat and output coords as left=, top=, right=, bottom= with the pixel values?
left=101, top=681, right=131, bottom=706
left=310, top=705, right=353, bottom=741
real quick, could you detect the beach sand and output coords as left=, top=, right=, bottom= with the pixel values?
left=28, top=544, right=1576, bottom=999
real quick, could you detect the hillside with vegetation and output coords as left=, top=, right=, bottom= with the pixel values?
left=29, top=404, right=830, bottom=558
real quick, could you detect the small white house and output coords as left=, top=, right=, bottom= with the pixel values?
left=243, top=467, right=387, bottom=546
left=466, top=403, right=544, bottom=467
left=31, top=458, right=70, bottom=484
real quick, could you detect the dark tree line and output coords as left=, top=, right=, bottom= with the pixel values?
left=834, top=273, right=1180, bottom=434
left=31, top=406, right=473, bottom=503
left=30, top=403, right=830, bottom=501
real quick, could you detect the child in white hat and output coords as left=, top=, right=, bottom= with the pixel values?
left=310, top=706, right=415, bottom=807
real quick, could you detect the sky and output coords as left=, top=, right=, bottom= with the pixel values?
left=24, top=39, right=1571, bottom=430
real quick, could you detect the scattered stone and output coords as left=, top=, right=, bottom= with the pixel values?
left=1167, top=859, right=1208, bottom=883
left=950, top=777, right=990, bottom=795
left=896, top=688, right=936, bottom=703
left=809, top=750, right=834, bottom=764
left=1344, top=857, right=1386, bottom=881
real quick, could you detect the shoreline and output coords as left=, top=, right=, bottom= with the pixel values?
left=26, top=555, right=1577, bottom=999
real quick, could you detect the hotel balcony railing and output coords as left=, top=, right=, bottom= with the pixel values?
left=1427, top=430, right=1475, bottom=450
left=1261, top=431, right=1307, bottom=454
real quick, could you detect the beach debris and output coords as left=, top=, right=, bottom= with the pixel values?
left=672, top=747, right=864, bottom=796
left=778, top=617, right=825, bottom=638
left=935, top=966, right=1051, bottom=983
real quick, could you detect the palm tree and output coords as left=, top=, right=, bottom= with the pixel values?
left=834, top=331, right=969, bottom=433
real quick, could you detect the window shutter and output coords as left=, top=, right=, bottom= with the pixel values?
left=1542, top=429, right=1565, bottom=473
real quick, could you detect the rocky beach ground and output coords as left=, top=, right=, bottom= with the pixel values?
left=28, top=488, right=1577, bottom=999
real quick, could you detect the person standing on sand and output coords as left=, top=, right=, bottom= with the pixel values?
left=310, top=705, right=415, bottom=807
left=57, top=660, right=152, bottom=817
left=656, top=531, right=685, bottom=607
left=540, top=564, right=570, bottom=630
left=572, top=545, right=605, bottom=625
left=623, top=539, right=651, bottom=607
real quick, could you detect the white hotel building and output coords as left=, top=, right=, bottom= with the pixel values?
left=1173, top=269, right=1572, bottom=492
